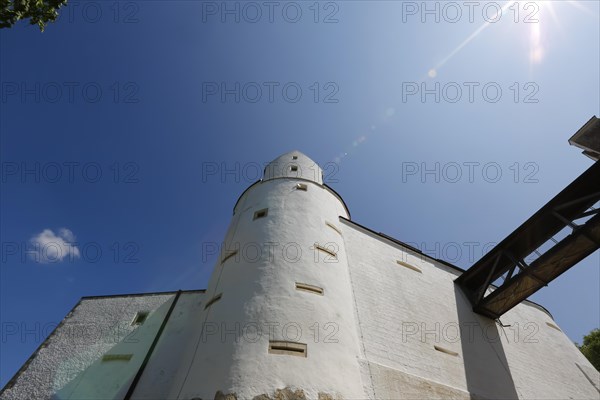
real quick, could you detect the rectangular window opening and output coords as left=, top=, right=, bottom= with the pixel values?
left=132, top=311, right=149, bottom=326
left=204, top=293, right=223, bottom=310
left=221, top=250, right=238, bottom=265
left=295, top=282, right=324, bottom=295
left=268, top=341, right=307, bottom=357
left=102, top=354, right=133, bottom=362
left=296, top=183, right=308, bottom=191
left=315, top=244, right=337, bottom=259
left=397, top=260, right=422, bottom=273
left=292, top=155, right=298, bottom=160
left=253, top=208, right=268, bottom=220
left=290, top=165, right=298, bottom=172
left=434, top=345, right=459, bottom=357
left=325, top=221, right=342, bottom=236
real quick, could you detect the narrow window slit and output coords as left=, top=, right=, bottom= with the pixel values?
left=268, top=341, right=307, bottom=357
left=434, top=345, right=458, bottom=356
left=204, top=293, right=222, bottom=309
left=271, top=345, right=304, bottom=353
left=546, top=322, right=561, bottom=331
left=315, top=244, right=337, bottom=259
left=325, top=222, right=342, bottom=235
left=296, top=282, right=324, bottom=295
left=102, top=354, right=133, bottom=362
left=397, top=260, right=422, bottom=273
left=221, top=250, right=238, bottom=264
left=253, top=208, right=268, bottom=220
left=296, top=183, right=308, bottom=191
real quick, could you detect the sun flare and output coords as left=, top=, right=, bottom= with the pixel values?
left=428, top=0, right=592, bottom=77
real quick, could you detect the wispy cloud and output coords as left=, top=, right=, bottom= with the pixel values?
left=29, top=228, right=80, bottom=264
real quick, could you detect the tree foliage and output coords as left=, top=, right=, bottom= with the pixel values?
left=578, top=328, right=600, bottom=371
left=0, top=0, right=67, bottom=31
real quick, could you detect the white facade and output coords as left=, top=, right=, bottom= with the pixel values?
left=174, top=151, right=365, bottom=400
left=1, top=152, right=598, bottom=400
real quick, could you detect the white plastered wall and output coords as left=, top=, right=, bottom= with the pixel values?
left=339, top=218, right=600, bottom=400
left=174, top=152, right=366, bottom=400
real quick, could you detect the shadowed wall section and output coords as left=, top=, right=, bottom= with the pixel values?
left=454, top=285, right=519, bottom=399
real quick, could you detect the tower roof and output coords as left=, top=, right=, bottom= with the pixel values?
left=263, top=151, right=323, bottom=184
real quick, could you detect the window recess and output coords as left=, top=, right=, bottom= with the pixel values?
left=268, top=341, right=307, bottom=357
left=396, top=260, right=422, bottom=273
left=295, top=282, right=324, bottom=295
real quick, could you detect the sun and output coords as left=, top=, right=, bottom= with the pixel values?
left=428, top=0, right=591, bottom=77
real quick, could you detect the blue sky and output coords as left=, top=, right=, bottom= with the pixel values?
left=1, top=0, right=599, bottom=387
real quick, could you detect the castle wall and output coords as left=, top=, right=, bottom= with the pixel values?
left=2, top=151, right=598, bottom=400
left=340, top=218, right=600, bottom=399
left=175, top=152, right=366, bottom=399
left=0, top=292, right=183, bottom=400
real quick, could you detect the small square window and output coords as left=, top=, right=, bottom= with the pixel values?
left=253, top=208, right=268, bottom=220
left=290, top=165, right=298, bottom=172
left=292, top=155, right=298, bottom=160
left=296, top=183, right=307, bottom=191
left=132, top=311, right=149, bottom=326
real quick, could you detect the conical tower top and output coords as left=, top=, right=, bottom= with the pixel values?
left=263, top=150, right=323, bottom=184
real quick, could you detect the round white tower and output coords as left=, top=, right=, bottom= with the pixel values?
left=176, top=151, right=365, bottom=399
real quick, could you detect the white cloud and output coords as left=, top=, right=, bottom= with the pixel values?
left=29, top=228, right=80, bottom=264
